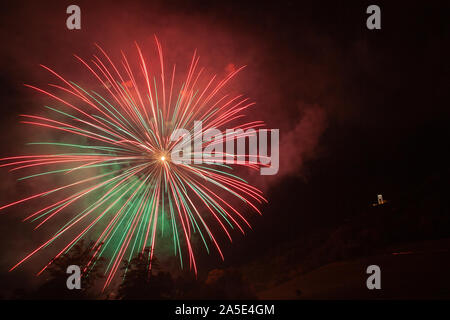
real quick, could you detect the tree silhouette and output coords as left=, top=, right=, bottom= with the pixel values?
left=117, top=248, right=175, bottom=299
left=29, top=240, right=105, bottom=299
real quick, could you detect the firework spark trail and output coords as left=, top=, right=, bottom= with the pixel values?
left=0, top=36, right=268, bottom=287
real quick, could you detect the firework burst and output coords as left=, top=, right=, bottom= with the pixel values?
left=0, top=37, right=267, bottom=288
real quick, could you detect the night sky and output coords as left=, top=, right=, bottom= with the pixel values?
left=0, top=0, right=448, bottom=296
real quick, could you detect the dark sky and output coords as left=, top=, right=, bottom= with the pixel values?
left=0, top=0, right=448, bottom=294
